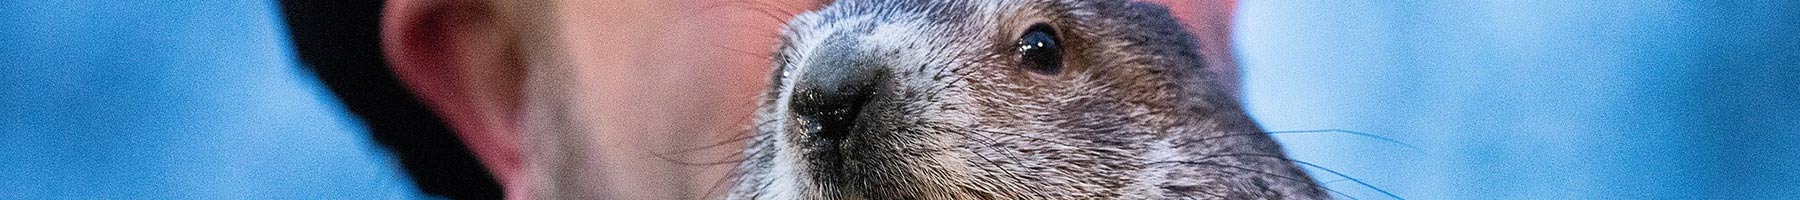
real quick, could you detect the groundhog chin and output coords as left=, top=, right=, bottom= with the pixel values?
left=790, top=126, right=918, bottom=183
left=780, top=121, right=992, bottom=198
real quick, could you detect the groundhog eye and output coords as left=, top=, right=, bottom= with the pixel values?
left=1016, top=23, right=1063, bottom=75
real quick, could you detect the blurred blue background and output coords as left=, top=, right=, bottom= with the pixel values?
left=2, top=0, right=1796, bottom=199
left=0, top=0, right=426, bottom=199
left=1239, top=1, right=1798, bottom=199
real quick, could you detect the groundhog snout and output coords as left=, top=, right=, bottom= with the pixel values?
left=789, top=33, right=888, bottom=144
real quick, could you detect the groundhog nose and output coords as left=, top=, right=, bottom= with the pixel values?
left=791, top=86, right=868, bottom=141
left=790, top=34, right=880, bottom=142
left=791, top=69, right=880, bottom=142
left=790, top=65, right=879, bottom=142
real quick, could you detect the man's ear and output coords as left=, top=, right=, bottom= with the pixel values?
left=382, top=0, right=527, bottom=198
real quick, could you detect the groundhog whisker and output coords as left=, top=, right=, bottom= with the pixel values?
left=644, top=143, right=750, bottom=166
left=704, top=157, right=754, bottom=199
left=696, top=1, right=805, bottom=24
left=650, top=118, right=776, bottom=159
left=955, top=127, right=1103, bottom=188
left=1148, top=160, right=1366, bottom=200
left=640, top=93, right=771, bottom=165
left=931, top=105, right=1365, bottom=200
left=1264, top=129, right=1420, bottom=151
left=1318, top=178, right=1353, bottom=187
left=964, top=129, right=1084, bottom=149
left=709, top=43, right=779, bottom=61
left=640, top=115, right=771, bottom=169
left=748, top=176, right=775, bottom=199
left=1177, top=188, right=1231, bottom=200
left=1185, top=153, right=1404, bottom=200
left=641, top=135, right=747, bottom=165
left=1171, top=129, right=1419, bottom=152
left=961, top=133, right=1053, bottom=199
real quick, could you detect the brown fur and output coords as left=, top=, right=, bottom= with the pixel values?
left=729, top=1, right=1327, bottom=199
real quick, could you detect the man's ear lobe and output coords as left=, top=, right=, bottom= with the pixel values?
left=382, top=0, right=527, bottom=197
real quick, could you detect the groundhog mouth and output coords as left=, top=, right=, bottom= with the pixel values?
left=789, top=120, right=958, bottom=196
left=796, top=127, right=903, bottom=181
left=798, top=140, right=919, bottom=197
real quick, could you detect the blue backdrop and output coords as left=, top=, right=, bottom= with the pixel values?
left=0, top=0, right=426, bottom=199
left=2, top=0, right=1795, bottom=199
left=1238, top=1, right=1799, bottom=199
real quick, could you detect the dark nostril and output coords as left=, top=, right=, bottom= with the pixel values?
left=793, top=79, right=874, bottom=141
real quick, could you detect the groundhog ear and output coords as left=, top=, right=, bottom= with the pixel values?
left=1139, top=0, right=1241, bottom=96
left=382, top=0, right=528, bottom=198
